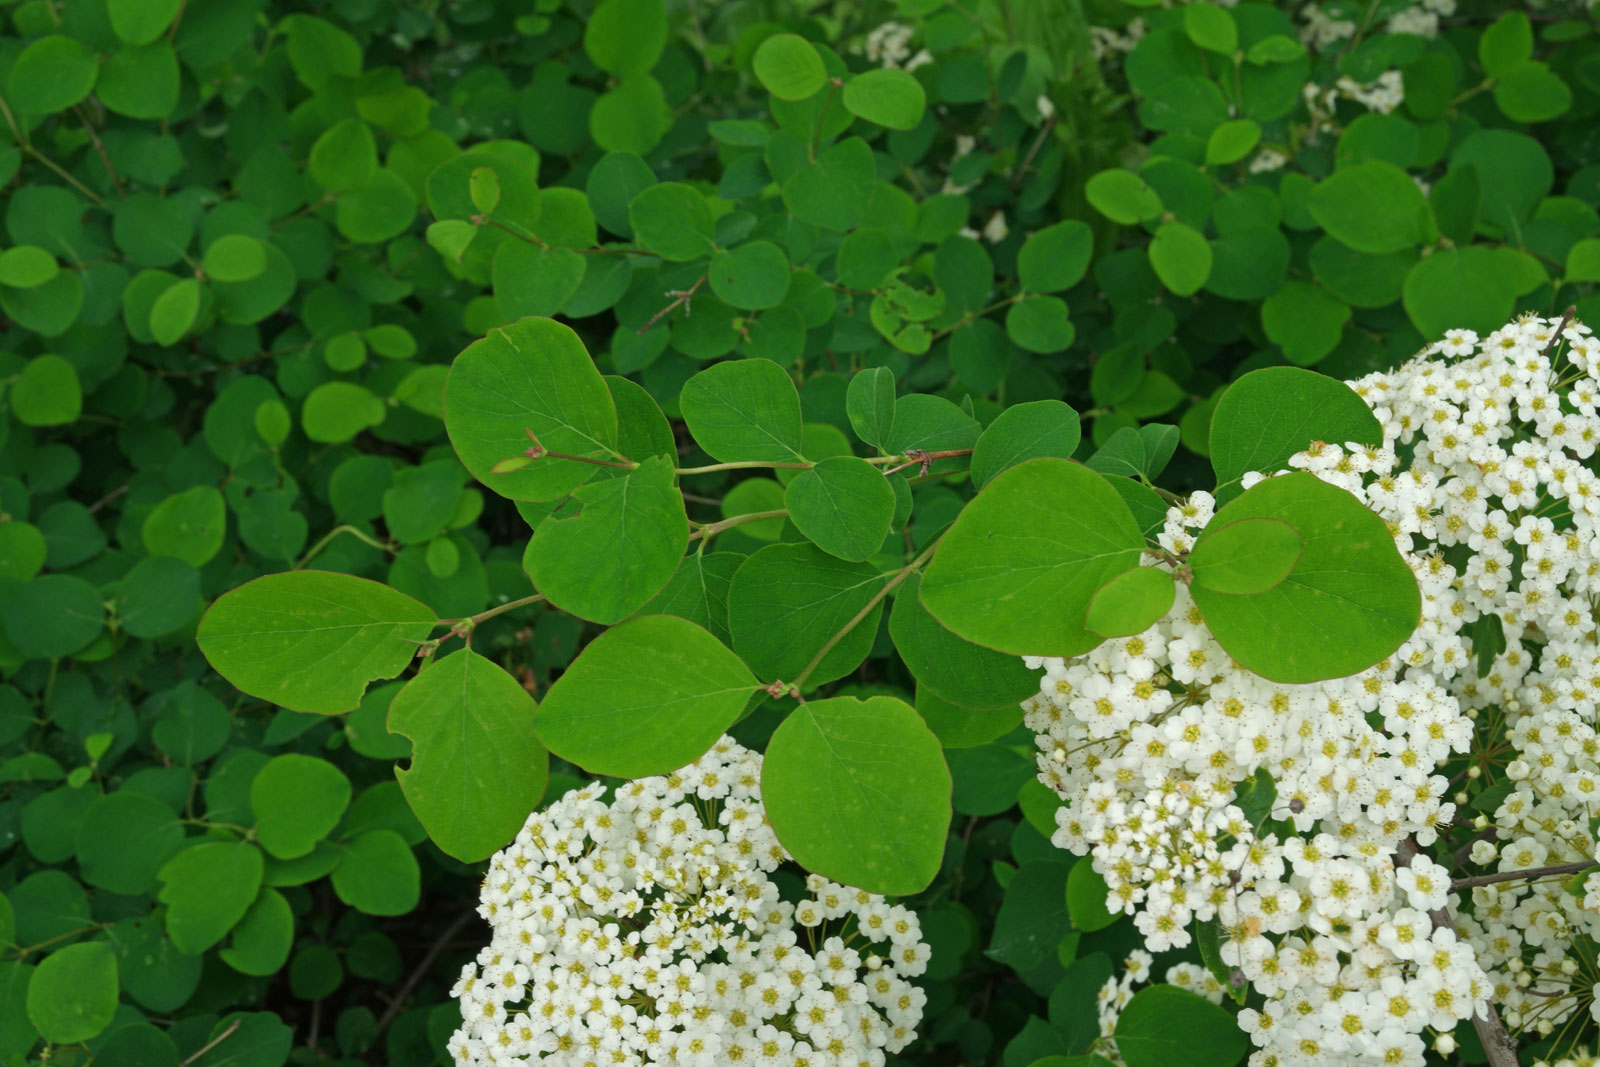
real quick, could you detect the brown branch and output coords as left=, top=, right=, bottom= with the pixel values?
left=1450, top=859, right=1593, bottom=892
left=374, top=908, right=478, bottom=1039
left=180, top=1019, right=241, bottom=1067
left=1543, top=305, right=1576, bottom=358
left=638, top=275, right=706, bottom=334
left=1011, top=113, right=1057, bottom=190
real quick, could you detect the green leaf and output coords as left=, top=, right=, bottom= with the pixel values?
left=753, top=34, right=827, bottom=101
left=536, top=614, right=755, bottom=777
left=987, top=861, right=1072, bottom=971
left=784, top=456, right=895, bottom=562
left=1402, top=245, right=1518, bottom=339
left=0, top=523, right=45, bottom=582
left=971, top=400, right=1082, bottom=489
left=97, top=41, right=180, bottom=119
left=589, top=75, right=671, bottom=155
left=783, top=137, right=876, bottom=231
left=729, top=543, right=890, bottom=686
left=1148, top=222, right=1212, bottom=296
left=201, top=235, right=267, bottom=283
left=628, top=182, right=715, bottom=262
left=330, top=830, right=420, bottom=916
left=10, top=354, right=80, bottom=427
left=763, top=695, right=949, bottom=895
left=148, top=278, right=201, bottom=346
left=709, top=241, right=791, bottom=310
left=1189, top=517, right=1304, bottom=594
left=1184, top=2, right=1237, bottom=53
left=680, top=358, right=804, bottom=462
left=1568, top=239, right=1600, bottom=284
left=890, top=574, right=1041, bottom=711
left=1085, top=567, right=1175, bottom=638
left=251, top=754, right=352, bottom=860
left=1479, top=10, right=1532, bottom=77
left=2, top=575, right=104, bottom=660
left=1006, top=294, right=1075, bottom=353
left=921, top=459, right=1144, bottom=657
left=1191, top=473, right=1420, bottom=683
left=387, top=648, right=547, bottom=862
left=1208, top=366, right=1382, bottom=495
left=309, top=119, right=378, bottom=193
left=197, top=571, right=438, bottom=715
left=493, top=241, right=586, bottom=320
left=842, top=68, right=926, bottom=130
left=142, top=486, right=226, bottom=566
left=1113, top=986, right=1247, bottom=1067
left=444, top=317, right=619, bottom=502
left=7, top=37, right=98, bottom=115
left=1307, top=161, right=1429, bottom=254
left=584, top=0, right=667, bottom=76
left=524, top=456, right=687, bottom=623
left=75, top=792, right=186, bottom=895
left=1066, top=860, right=1117, bottom=932
left=1017, top=221, right=1093, bottom=293
left=301, top=382, right=386, bottom=444
left=1085, top=170, right=1162, bottom=226
left=1494, top=62, right=1571, bottom=123
left=846, top=366, right=896, bottom=450
left=0, top=247, right=58, bottom=288
left=639, top=552, right=743, bottom=646
left=1261, top=280, right=1350, bottom=365
left=156, top=843, right=264, bottom=955
left=219, top=889, right=294, bottom=977
left=1205, top=119, right=1261, bottom=166
left=26, top=943, right=117, bottom=1045
left=109, top=0, right=183, bottom=44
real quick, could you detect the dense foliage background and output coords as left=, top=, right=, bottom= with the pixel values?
left=1, top=0, right=1598, bottom=1064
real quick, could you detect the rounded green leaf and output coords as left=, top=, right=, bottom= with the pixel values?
left=0, top=523, right=46, bottom=582
left=1205, top=119, right=1261, bottom=166
left=143, top=486, right=226, bottom=566
left=26, top=942, right=117, bottom=1045
left=763, top=695, right=950, bottom=895
left=97, top=41, right=180, bottom=119
left=782, top=137, right=876, bottom=231
left=1017, top=221, right=1093, bottom=293
left=148, top=278, right=201, bottom=346
left=156, top=842, right=264, bottom=955
left=1262, top=280, right=1350, bottom=365
left=75, top=791, right=187, bottom=895
left=589, top=75, right=671, bottom=155
left=1208, top=366, right=1382, bottom=495
left=337, top=169, right=418, bottom=244
left=301, top=381, right=386, bottom=444
left=753, top=34, right=827, bottom=101
left=330, top=830, right=420, bottom=916
left=7, top=37, right=98, bottom=115
left=387, top=648, right=547, bottom=862
left=709, top=241, right=791, bottom=310
left=842, top=68, right=926, bottom=130
left=1085, top=170, right=1162, bottom=225
left=523, top=456, right=687, bottom=623
left=201, top=234, right=267, bottom=283
left=1, top=268, right=83, bottom=337
left=1184, top=2, right=1237, bottom=53
left=846, top=366, right=896, bottom=449
left=1066, top=859, right=1117, bottom=932
left=1191, top=472, right=1420, bottom=683
left=970, top=399, right=1082, bottom=489
left=1148, top=222, right=1212, bottom=296
left=1190, top=517, right=1305, bottom=595
left=535, top=614, right=756, bottom=778
left=680, top=358, right=804, bottom=462
left=2, top=575, right=104, bottom=660
left=1114, top=985, right=1247, bottom=1067
left=728, top=543, right=889, bottom=687
left=493, top=242, right=585, bottom=318
left=0, top=247, right=58, bottom=288
left=890, top=574, right=1041, bottom=712
left=1005, top=294, right=1074, bottom=353
left=110, top=0, right=183, bottom=44
left=469, top=167, right=501, bottom=215
left=251, top=754, right=352, bottom=860
left=628, top=182, right=715, bottom=262
left=309, top=118, right=378, bottom=193
left=1307, top=161, right=1429, bottom=253
left=1402, top=245, right=1518, bottom=340
left=1085, top=567, right=1175, bottom=638
left=584, top=0, right=667, bottom=76
left=920, top=459, right=1144, bottom=657
left=10, top=354, right=80, bottom=427
left=196, top=570, right=438, bottom=715
left=784, top=456, right=895, bottom=562
left=1494, top=62, right=1571, bottom=123
left=219, top=888, right=293, bottom=976
left=1479, top=10, right=1532, bottom=77
left=445, top=317, right=619, bottom=502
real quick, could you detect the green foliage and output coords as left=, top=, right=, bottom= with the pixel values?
left=3, top=0, right=1595, bottom=1063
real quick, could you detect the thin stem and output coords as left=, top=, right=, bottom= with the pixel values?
left=676, top=459, right=814, bottom=475
left=294, top=524, right=395, bottom=570
left=788, top=535, right=943, bottom=693
left=811, top=78, right=842, bottom=162
left=638, top=275, right=707, bottom=334
left=1542, top=305, right=1576, bottom=357
left=75, top=103, right=123, bottom=199
left=687, top=509, right=788, bottom=544
left=1450, top=859, right=1593, bottom=892
left=374, top=908, right=478, bottom=1038
left=1010, top=113, right=1057, bottom=190
left=455, top=592, right=546, bottom=629
left=180, top=1019, right=240, bottom=1067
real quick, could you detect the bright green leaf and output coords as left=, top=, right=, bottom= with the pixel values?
left=1189, top=517, right=1305, bottom=595
left=1085, top=567, right=1175, bottom=638
left=784, top=456, right=895, bottom=562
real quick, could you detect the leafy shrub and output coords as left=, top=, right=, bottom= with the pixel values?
left=2, top=1, right=1599, bottom=1066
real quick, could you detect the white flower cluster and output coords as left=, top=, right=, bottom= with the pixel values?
left=861, top=22, right=931, bottom=72
left=1025, top=312, right=1600, bottom=1065
left=447, top=737, right=930, bottom=1067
